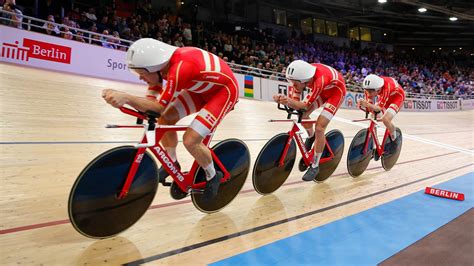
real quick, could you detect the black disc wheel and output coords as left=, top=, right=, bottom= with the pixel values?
left=347, top=129, right=374, bottom=177
left=192, top=139, right=250, bottom=213
left=314, top=129, right=345, bottom=182
left=252, top=133, right=297, bottom=195
left=382, top=128, right=403, bottom=171
left=68, top=146, right=158, bottom=239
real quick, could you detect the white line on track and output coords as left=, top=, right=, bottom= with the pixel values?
left=333, top=116, right=474, bottom=156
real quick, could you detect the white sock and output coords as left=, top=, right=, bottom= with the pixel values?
left=391, top=130, right=397, bottom=140
left=204, top=162, right=216, bottom=181
left=312, top=153, right=322, bottom=168
left=164, top=146, right=177, bottom=162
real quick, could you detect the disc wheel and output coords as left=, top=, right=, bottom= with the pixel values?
left=381, top=128, right=403, bottom=171
left=314, top=129, right=345, bottom=182
left=252, top=133, right=297, bottom=195
left=347, top=129, right=374, bottom=177
left=192, top=139, right=250, bottom=213
left=68, top=146, right=158, bottom=239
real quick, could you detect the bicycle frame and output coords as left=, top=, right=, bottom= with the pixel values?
left=352, top=108, right=391, bottom=158
left=111, top=107, right=230, bottom=199
left=270, top=119, right=336, bottom=168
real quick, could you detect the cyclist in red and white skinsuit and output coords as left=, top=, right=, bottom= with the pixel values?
left=102, top=38, right=239, bottom=202
left=358, top=74, right=405, bottom=141
left=273, top=60, right=346, bottom=181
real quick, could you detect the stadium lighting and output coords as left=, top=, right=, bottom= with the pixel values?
left=449, top=17, right=458, bottom=21
left=378, top=0, right=387, bottom=3
left=418, top=8, right=427, bottom=13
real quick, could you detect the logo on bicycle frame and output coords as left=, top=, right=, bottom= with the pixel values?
left=153, top=146, right=185, bottom=182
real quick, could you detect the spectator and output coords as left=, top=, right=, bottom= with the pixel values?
left=42, top=14, right=60, bottom=36
left=0, top=0, right=23, bottom=29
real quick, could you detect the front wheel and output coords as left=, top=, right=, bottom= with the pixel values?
left=347, top=129, right=374, bottom=177
left=252, top=133, right=297, bottom=195
left=68, top=146, right=158, bottom=239
left=192, top=139, right=250, bottom=213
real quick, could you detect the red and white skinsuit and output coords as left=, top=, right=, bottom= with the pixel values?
left=146, top=47, right=239, bottom=137
left=364, top=76, right=405, bottom=116
left=288, top=63, right=347, bottom=120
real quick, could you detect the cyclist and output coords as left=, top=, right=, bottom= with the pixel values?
left=102, top=38, right=239, bottom=202
left=273, top=60, right=347, bottom=181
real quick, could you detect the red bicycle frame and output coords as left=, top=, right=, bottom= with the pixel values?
left=352, top=108, right=391, bottom=157
left=270, top=119, right=336, bottom=167
left=112, top=107, right=230, bottom=199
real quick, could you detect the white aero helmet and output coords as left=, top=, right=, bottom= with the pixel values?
left=285, top=60, right=317, bottom=83
left=362, top=74, right=384, bottom=91
left=126, top=38, right=178, bottom=73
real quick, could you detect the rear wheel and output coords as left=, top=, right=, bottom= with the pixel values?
left=382, top=128, right=403, bottom=171
left=347, top=129, right=374, bottom=177
left=314, top=129, right=345, bottom=182
left=192, top=139, right=250, bottom=213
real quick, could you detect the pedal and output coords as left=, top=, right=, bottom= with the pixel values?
left=170, top=182, right=189, bottom=200
left=161, top=181, right=172, bottom=187
left=373, top=149, right=380, bottom=161
left=191, top=189, right=205, bottom=194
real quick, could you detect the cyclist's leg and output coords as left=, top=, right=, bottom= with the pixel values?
left=382, top=92, right=404, bottom=140
left=302, top=97, right=322, bottom=148
left=302, top=86, right=344, bottom=181
left=184, top=86, right=238, bottom=200
left=159, top=108, right=180, bottom=161
left=159, top=90, right=205, bottom=182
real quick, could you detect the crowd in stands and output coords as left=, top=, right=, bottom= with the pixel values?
left=1, top=0, right=472, bottom=97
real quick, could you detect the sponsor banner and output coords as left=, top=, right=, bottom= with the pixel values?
left=342, top=91, right=365, bottom=109
left=260, top=78, right=290, bottom=102
left=403, top=98, right=460, bottom=112
left=244, top=75, right=254, bottom=98
left=460, top=99, right=474, bottom=110
left=424, top=187, right=464, bottom=201
left=0, top=25, right=142, bottom=84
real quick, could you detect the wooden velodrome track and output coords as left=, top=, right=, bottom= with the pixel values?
left=1, top=63, right=473, bottom=265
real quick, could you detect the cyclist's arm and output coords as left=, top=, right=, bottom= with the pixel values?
left=127, top=60, right=190, bottom=113
left=301, top=77, right=324, bottom=109
left=124, top=94, right=166, bottom=113
left=365, top=103, right=383, bottom=113
left=361, top=89, right=383, bottom=112
left=287, top=98, right=308, bottom=110
left=157, top=60, right=190, bottom=107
